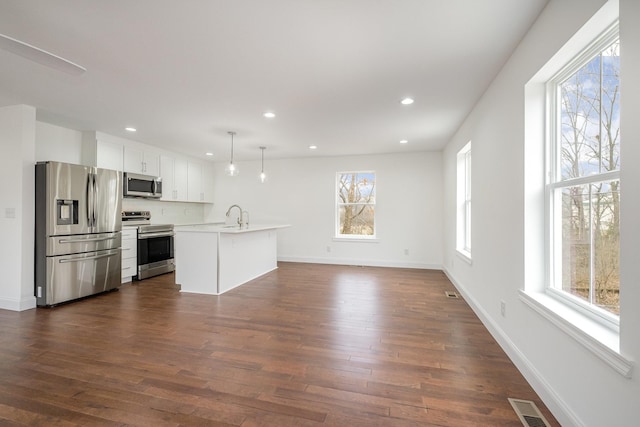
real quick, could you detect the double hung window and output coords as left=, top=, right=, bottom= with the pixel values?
left=336, top=172, right=376, bottom=238
left=547, top=25, right=620, bottom=322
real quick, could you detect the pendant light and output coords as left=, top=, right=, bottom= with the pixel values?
left=225, top=131, right=239, bottom=176
left=259, top=146, right=267, bottom=183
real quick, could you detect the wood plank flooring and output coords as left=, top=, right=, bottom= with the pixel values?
left=0, top=263, right=559, bottom=426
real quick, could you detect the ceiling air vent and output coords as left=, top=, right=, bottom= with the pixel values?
left=508, top=398, right=551, bottom=427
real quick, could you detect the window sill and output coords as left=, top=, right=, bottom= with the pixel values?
left=333, top=237, right=379, bottom=243
left=519, top=290, right=633, bottom=378
left=455, top=249, right=472, bottom=265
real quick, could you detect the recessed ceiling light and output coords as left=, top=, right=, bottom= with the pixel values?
left=309, top=145, right=317, bottom=150
left=205, top=152, right=213, bottom=156
left=400, top=139, right=408, bottom=144
left=125, top=127, right=136, bottom=132
left=400, top=97, right=414, bottom=105
left=263, top=111, right=276, bottom=118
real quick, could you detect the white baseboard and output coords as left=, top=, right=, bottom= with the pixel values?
left=277, top=255, right=440, bottom=270
left=442, top=267, right=583, bottom=427
left=0, top=295, right=36, bottom=311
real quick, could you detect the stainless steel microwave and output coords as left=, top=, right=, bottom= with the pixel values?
left=123, top=172, right=162, bottom=199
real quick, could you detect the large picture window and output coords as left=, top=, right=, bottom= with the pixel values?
left=547, top=25, right=620, bottom=320
left=336, top=172, right=376, bottom=237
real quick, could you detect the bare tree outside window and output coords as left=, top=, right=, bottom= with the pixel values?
left=337, top=172, right=375, bottom=236
left=555, top=37, right=620, bottom=315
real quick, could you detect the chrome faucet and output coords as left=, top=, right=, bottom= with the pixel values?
left=226, top=204, right=244, bottom=228
left=242, top=210, right=249, bottom=228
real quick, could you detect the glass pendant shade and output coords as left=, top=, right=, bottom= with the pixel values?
left=225, top=162, right=239, bottom=176
left=226, top=131, right=239, bottom=176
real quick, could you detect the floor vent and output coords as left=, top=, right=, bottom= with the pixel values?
left=508, top=398, right=551, bottom=427
left=444, top=291, right=459, bottom=299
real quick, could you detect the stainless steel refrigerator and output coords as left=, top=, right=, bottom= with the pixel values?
left=35, top=161, right=122, bottom=306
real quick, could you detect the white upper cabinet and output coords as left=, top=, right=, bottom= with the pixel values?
left=175, top=158, right=189, bottom=201
left=82, top=131, right=124, bottom=171
left=187, top=161, right=203, bottom=202
left=97, top=139, right=124, bottom=171
left=187, top=161, right=214, bottom=203
left=202, top=162, right=214, bottom=203
left=124, top=146, right=160, bottom=176
left=160, top=155, right=189, bottom=201
left=160, top=155, right=175, bottom=201
left=82, top=130, right=213, bottom=204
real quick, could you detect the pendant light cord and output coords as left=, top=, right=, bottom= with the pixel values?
left=228, top=131, right=236, bottom=164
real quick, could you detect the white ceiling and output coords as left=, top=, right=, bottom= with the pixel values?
left=0, top=0, right=548, bottom=162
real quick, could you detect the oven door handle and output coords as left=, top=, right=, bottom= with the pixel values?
left=138, top=231, right=175, bottom=239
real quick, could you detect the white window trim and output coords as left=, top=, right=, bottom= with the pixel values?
left=519, top=290, right=632, bottom=378
left=522, top=3, right=631, bottom=377
left=332, top=237, right=380, bottom=243
left=456, top=142, right=472, bottom=260
left=335, top=171, right=376, bottom=239
left=545, top=23, right=620, bottom=329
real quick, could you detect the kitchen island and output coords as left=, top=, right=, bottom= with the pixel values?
left=174, top=224, right=289, bottom=295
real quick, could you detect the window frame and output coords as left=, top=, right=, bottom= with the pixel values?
left=456, top=142, right=472, bottom=261
left=335, top=171, right=377, bottom=239
left=545, top=23, right=620, bottom=331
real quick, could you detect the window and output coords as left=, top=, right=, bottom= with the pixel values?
left=456, top=142, right=471, bottom=260
left=547, top=25, right=620, bottom=321
left=336, top=172, right=375, bottom=237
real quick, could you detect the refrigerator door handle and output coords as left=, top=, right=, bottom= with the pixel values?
left=92, top=173, right=98, bottom=229
left=58, top=235, right=118, bottom=244
left=86, top=173, right=93, bottom=227
left=87, top=173, right=96, bottom=228
left=58, top=250, right=119, bottom=264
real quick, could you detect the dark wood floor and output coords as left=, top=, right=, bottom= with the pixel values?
left=0, top=263, right=558, bottom=426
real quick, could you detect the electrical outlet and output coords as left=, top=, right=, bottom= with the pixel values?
left=326, top=246, right=331, bottom=253
left=500, top=300, right=506, bottom=317
left=404, top=249, right=409, bottom=256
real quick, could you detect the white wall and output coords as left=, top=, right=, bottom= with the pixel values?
left=210, top=151, right=443, bottom=269
left=618, top=0, right=640, bottom=381
left=442, top=0, right=638, bottom=426
left=0, top=105, right=37, bottom=310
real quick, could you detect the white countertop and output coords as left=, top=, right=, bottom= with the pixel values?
left=175, top=223, right=290, bottom=234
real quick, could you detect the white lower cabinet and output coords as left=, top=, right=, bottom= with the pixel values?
left=121, top=227, right=138, bottom=283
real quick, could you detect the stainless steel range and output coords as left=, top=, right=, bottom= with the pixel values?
left=122, top=211, right=175, bottom=280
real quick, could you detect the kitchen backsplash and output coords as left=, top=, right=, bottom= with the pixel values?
left=122, top=198, right=208, bottom=225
